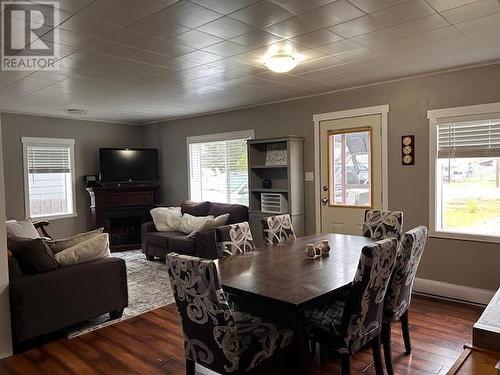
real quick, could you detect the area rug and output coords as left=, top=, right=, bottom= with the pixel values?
left=65, top=250, right=175, bottom=338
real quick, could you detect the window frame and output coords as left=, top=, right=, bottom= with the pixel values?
left=327, top=127, right=373, bottom=208
left=186, top=130, right=255, bottom=205
left=428, top=102, right=500, bottom=244
left=22, top=137, right=77, bottom=221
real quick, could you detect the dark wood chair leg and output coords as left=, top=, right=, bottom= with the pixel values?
left=401, top=310, right=412, bottom=355
left=371, top=335, right=384, bottom=375
left=186, top=358, right=195, bottom=375
left=341, top=353, right=351, bottom=375
left=382, top=322, right=394, bottom=375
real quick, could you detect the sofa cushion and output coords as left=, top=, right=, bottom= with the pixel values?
left=143, top=231, right=172, bottom=248
left=181, top=200, right=211, bottom=217
left=7, top=236, right=58, bottom=274
left=208, top=203, right=248, bottom=224
left=167, top=232, right=197, bottom=255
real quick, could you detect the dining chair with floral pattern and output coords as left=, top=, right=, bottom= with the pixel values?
left=215, top=222, right=255, bottom=257
left=362, top=210, right=404, bottom=240
left=261, top=214, right=296, bottom=245
left=166, top=253, right=293, bottom=375
left=305, top=238, right=399, bottom=375
left=382, top=226, right=428, bottom=375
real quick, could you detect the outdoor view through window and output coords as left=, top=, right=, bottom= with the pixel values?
left=189, top=136, right=250, bottom=206
left=329, top=129, right=371, bottom=207
left=23, top=138, right=75, bottom=218
left=436, top=118, right=500, bottom=237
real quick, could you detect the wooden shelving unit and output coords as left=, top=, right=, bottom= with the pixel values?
left=251, top=188, right=289, bottom=193
left=247, top=136, right=305, bottom=246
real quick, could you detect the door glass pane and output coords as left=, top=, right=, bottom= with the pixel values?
left=329, top=129, right=372, bottom=207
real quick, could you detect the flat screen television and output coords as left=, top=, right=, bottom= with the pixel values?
left=99, top=148, right=159, bottom=183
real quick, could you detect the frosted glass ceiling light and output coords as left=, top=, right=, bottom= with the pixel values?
left=263, top=52, right=303, bottom=73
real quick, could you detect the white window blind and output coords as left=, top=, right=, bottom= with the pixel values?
left=438, top=118, right=500, bottom=158
left=27, top=146, right=71, bottom=173
left=23, top=138, right=76, bottom=219
left=188, top=131, right=253, bottom=205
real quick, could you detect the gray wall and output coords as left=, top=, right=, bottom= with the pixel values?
left=1, top=113, right=143, bottom=239
left=143, top=63, right=500, bottom=291
left=0, top=119, right=12, bottom=358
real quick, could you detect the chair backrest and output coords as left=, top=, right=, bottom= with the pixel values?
left=384, top=226, right=428, bottom=320
left=215, top=222, right=255, bottom=257
left=261, top=214, right=296, bottom=245
left=166, top=253, right=239, bottom=373
left=341, top=238, right=398, bottom=353
left=362, top=210, right=403, bottom=240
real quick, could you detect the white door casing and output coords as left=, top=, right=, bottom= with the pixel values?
left=313, top=105, right=389, bottom=234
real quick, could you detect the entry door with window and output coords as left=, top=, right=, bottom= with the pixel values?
left=320, top=114, right=383, bottom=234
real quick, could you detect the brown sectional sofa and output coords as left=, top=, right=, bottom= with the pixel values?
left=141, top=200, right=249, bottom=260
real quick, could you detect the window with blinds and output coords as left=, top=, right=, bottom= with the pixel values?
left=187, top=131, right=253, bottom=205
left=438, top=118, right=500, bottom=158
left=22, top=138, right=76, bottom=219
left=433, top=114, right=500, bottom=239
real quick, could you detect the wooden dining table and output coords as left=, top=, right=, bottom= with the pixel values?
left=216, top=233, right=375, bottom=375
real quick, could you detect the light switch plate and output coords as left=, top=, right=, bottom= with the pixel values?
left=305, top=171, right=314, bottom=181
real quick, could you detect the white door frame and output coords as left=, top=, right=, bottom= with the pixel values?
left=313, top=105, right=390, bottom=234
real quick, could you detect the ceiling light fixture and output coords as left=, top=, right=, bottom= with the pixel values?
left=263, top=52, right=303, bottom=73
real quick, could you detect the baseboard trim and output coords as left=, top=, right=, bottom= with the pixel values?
left=413, top=278, right=495, bottom=305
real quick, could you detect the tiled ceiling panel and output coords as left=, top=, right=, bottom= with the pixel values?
left=0, top=0, right=500, bottom=124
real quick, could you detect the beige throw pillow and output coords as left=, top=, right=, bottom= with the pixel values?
left=186, top=213, right=230, bottom=238
left=55, top=233, right=110, bottom=266
left=179, top=214, right=214, bottom=235
left=6, top=219, right=40, bottom=239
left=45, top=228, right=104, bottom=254
left=150, top=207, right=182, bottom=232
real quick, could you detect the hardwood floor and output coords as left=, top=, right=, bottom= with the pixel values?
left=0, top=296, right=483, bottom=375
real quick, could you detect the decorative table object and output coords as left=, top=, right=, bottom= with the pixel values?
left=321, top=239, right=330, bottom=255
left=265, top=143, right=287, bottom=165
left=305, top=244, right=316, bottom=259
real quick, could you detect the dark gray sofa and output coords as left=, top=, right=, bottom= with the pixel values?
left=142, top=200, right=249, bottom=260
left=9, top=256, right=128, bottom=349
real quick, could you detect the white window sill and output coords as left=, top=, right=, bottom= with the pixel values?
left=430, top=230, right=500, bottom=244
left=31, top=213, right=78, bottom=221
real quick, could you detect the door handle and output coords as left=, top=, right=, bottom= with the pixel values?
left=321, top=198, right=328, bottom=206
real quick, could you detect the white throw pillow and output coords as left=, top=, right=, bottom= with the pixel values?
left=55, top=233, right=111, bottom=266
left=179, top=214, right=214, bottom=235
left=6, top=219, right=40, bottom=239
left=150, top=207, right=182, bottom=232
left=186, top=213, right=230, bottom=238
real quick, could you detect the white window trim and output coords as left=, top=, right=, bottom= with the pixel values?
left=186, top=130, right=255, bottom=202
left=22, top=137, right=77, bottom=221
left=428, top=102, right=500, bottom=244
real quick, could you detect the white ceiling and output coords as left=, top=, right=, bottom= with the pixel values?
left=1, top=0, right=500, bottom=124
